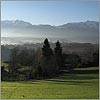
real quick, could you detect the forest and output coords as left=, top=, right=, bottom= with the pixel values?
left=1, top=38, right=99, bottom=81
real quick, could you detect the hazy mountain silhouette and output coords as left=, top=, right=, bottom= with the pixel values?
left=1, top=20, right=99, bottom=43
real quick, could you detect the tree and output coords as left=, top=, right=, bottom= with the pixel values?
left=42, top=38, right=53, bottom=59
left=9, top=47, right=19, bottom=74
left=71, top=53, right=81, bottom=69
left=37, top=63, right=43, bottom=79
left=18, top=48, right=28, bottom=66
left=63, top=53, right=81, bottom=72
left=18, top=48, right=35, bottom=66
left=42, top=38, right=54, bottom=77
left=54, top=40, right=63, bottom=72
left=93, top=51, right=99, bottom=66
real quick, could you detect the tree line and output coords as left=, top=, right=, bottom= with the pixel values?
left=1, top=38, right=98, bottom=81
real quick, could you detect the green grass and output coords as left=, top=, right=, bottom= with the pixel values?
left=1, top=67, right=99, bottom=99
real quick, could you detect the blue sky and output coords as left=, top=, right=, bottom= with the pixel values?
left=1, top=1, right=99, bottom=25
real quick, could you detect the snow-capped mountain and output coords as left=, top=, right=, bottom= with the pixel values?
left=1, top=20, right=32, bottom=27
left=58, top=20, right=99, bottom=29
left=1, top=20, right=99, bottom=43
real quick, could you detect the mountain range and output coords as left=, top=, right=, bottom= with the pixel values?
left=1, top=20, right=99, bottom=43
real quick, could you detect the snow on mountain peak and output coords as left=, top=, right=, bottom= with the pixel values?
left=1, top=20, right=32, bottom=27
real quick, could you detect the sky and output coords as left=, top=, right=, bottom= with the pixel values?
left=1, top=1, right=99, bottom=25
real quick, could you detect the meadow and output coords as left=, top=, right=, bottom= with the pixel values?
left=1, top=67, right=99, bottom=99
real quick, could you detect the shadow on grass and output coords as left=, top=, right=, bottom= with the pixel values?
left=45, top=74, right=99, bottom=85
left=2, top=79, right=42, bottom=84
left=72, top=69, right=99, bottom=74
left=46, top=74, right=98, bottom=81
left=46, top=79, right=97, bottom=84
left=60, top=74, right=98, bottom=80
left=45, top=68, right=99, bottom=85
left=2, top=67, right=99, bottom=85
left=18, top=80, right=42, bottom=84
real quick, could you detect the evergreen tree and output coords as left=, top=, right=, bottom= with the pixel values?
left=42, top=38, right=54, bottom=76
left=42, top=38, right=53, bottom=59
left=55, top=41, right=62, bottom=56
left=54, top=40, right=63, bottom=72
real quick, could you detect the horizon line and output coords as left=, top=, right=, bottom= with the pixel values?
left=1, top=19, right=99, bottom=26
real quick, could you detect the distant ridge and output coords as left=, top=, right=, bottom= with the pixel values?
left=1, top=20, right=99, bottom=27
left=1, top=20, right=99, bottom=43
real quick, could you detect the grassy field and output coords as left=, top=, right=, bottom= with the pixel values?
left=1, top=67, right=99, bottom=99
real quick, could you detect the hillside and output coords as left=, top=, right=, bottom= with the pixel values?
left=1, top=20, right=99, bottom=43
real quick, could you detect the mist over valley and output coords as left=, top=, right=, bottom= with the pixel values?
left=1, top=20, right=99, bottom=44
